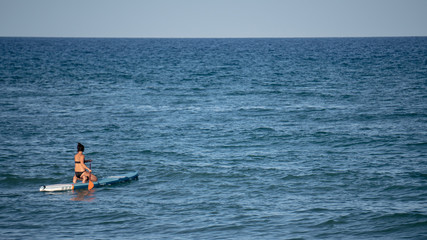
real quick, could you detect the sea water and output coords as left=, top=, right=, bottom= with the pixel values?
left=0, top=37, right=426, bottom=239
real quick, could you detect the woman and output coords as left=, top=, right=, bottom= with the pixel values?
left=73, top=143, right=98, bottom=183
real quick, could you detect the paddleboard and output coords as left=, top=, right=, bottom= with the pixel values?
left=39, top=171, right=138, bottom=192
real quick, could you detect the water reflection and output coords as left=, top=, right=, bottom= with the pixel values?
left=70, top=189, right=96, bottom=202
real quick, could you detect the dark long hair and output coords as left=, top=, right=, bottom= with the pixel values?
left=77, top=143, right=84, bottom=152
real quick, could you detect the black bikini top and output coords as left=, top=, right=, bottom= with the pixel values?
left=75, top=160, right=90, bottom=164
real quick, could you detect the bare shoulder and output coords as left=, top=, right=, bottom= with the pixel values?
left=74, top=153, right=84, bottom=162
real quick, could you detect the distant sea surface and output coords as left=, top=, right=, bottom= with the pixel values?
left=1, top=37, right=426, bottom=239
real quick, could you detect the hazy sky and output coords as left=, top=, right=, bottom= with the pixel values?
left=1, top=0, right=426, bottom=38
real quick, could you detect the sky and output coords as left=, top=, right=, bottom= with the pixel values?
left=0, top=0, right=426, bottom=38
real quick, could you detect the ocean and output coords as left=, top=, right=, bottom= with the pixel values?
left=0, top=37, right=426, bottom=239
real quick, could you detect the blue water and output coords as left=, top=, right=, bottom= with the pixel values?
left=0, top=37, right=426, bottom=239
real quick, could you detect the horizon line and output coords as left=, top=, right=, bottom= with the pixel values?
left=1, top=35, right=426, bottom=39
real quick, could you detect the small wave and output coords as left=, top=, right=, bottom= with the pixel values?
left=238, top=106, right=275, bottom=112
left=190, top=71, right=218, bottom=77
left=409, top=172, right=427, bottom=179
left=177, top=223, right=244, bottom=235
left=372, top=212, right=427, bottom=222
left=281, top=174, right=315, bottom=181
left=406, top=142, right=427, bottom=148
left=253, top=127, right=276, bottom=132
left=297, top=207, right=330, bottom=213
left=281, top=170, right=354, bottom=182
left=364, top=212, right=427, bottom=236
left=314, top=218, right=346, bottom=227
left=226, top=90, right=248, bottom=96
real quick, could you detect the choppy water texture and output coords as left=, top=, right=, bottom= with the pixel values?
left=1, top=37, right=426, bottom=239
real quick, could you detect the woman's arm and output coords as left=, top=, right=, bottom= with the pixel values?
left=80, top=156, right=92, bottom=172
